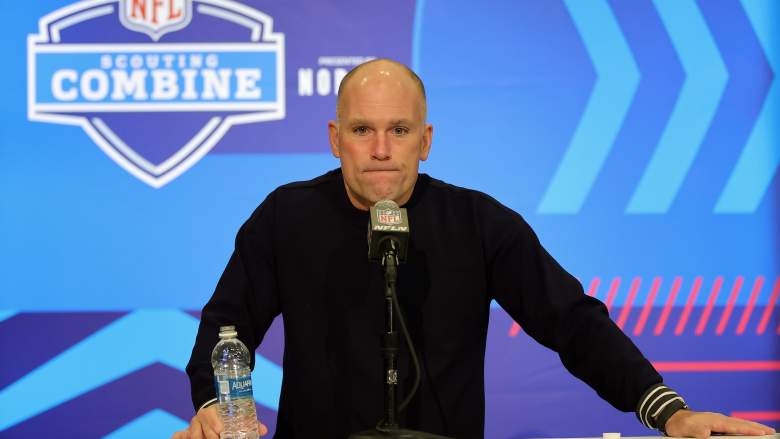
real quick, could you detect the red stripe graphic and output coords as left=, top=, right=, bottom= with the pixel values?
left=736, top=276, right=764, bottom=335
left=587, top=277, right=601, bottom=298
left=653, top=276, right=680, bottom=336
left=508, top=321, right=521, bottom=337
left=716, top=276, right=744, bottom=335
left=504, top=275, right=779, bottom=339
left=605, top=277, right=621, bottom=312
left=731, top=411, right=780, bottom=421
left=617, top=277, right=641, bottom=329
left=653, top=361, right=780, bottom=372
left=695, top=276, right=723, bottom=335
left=756, top=277, right=780, bottom=335
left=676, top=276, right=702, bottom=335
left=634, top=276, right=662, bottom=335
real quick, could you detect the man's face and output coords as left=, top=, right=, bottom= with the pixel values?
left=328, top=65, right=432, bottom=210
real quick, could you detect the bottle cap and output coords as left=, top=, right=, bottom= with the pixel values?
left=218, top=326, right=238, bottom=338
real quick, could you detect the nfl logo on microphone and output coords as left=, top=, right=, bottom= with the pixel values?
left=378, top=209, right=402, bottom=226
left=28, top=0, right=286, bottom=187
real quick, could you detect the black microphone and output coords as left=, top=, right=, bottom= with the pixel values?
left=368, top=199, right=409, bottom=264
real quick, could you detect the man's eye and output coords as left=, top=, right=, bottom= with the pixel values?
left=354, top=126, right=370, bottom=135
left=392, top=127, right=409, bottom=136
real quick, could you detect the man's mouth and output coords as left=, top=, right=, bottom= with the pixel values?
left=363, top=168, right=399, bottom=172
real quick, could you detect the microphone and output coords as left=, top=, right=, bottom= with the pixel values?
left=368, top=199, right=409, bottom=264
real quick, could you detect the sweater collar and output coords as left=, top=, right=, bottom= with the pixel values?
left=326, top=168, right=429, bottom=226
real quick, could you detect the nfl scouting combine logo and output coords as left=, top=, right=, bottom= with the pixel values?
left=28, top=0, right=285, bottom=187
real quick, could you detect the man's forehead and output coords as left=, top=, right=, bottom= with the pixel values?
left=343, top=116, right=417, bottom=126
left=340, top=96, right=423, bottom=121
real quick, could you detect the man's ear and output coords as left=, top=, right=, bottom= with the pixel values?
left=328, top=120, right=340, bottom=158
left=419, top=123, right=433, bottom=161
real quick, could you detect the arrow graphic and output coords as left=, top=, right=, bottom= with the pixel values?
left=0, top=309, right=282, bottom=431
left=103, top=408, right=188, bottom=439
left=627, top=0, right=728, bottom=213
left=538, top=0, right=639, bottom=214
left=0, top=310, right=16, bottom=323
left=715, top=0, right=779, bottom=213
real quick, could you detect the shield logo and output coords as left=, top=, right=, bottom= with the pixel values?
left=377, top=209, right=402, bottom=225
left=119, top=0, right=191, bottom=41
left=28, top=0, right=285, bottom=188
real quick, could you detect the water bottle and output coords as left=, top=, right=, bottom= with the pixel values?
left=211, top=325, right=259, bottom=439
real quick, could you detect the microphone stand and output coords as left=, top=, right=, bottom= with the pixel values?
left=349, top=242, right=452, bottom=439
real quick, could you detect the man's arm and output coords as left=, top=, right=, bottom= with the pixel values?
left=483, top=203, right=660, bottom=414
left=479, top=200, right=775, bottom=437
left=184, top=192, right=282, bottom=422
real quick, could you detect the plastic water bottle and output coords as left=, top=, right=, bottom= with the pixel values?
left=211, top=326, right=259, bottom=439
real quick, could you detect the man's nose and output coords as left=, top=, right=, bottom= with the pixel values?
left=371, top=132, right=391, bottom=160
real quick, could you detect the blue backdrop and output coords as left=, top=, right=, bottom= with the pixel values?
left=1, top=0, right=778, bottom=437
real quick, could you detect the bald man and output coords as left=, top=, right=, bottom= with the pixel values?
left=174, top=60, right=776, bottom=439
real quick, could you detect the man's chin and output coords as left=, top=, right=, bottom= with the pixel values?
left=363, top=186, right=398, bottom=203
left=365, top=196, right=393, bottom=207
left=371, top=190, right=400, bottom=204
left=346, top=190, right=397, bottom=210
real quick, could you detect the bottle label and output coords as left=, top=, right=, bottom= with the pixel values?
left=214, top=375, right=253, bottom=401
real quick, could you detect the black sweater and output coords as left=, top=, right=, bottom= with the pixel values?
left=186, top=169, right=662, bottom=438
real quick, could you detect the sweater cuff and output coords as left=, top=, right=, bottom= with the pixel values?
left=198, top=398, right=218, bottom=412
left=191, top=383, right=218, bottom=413
left=636, top=383, right=688, bottom=431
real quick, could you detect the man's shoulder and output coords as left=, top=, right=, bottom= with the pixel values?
left=259, top=168, right=344, bottom=208
left=275, top=168, right=341, bottom=195
left=422, top=174, right=535, bottom=241
left=241, top=169, right=341, bottom=226
left=423, top=174, right=513, bottom=213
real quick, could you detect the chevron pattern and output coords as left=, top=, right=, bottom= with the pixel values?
left=103, top=409, right=188, bottom=439
left=538, top=0, right=639, bottom=214
left=627, top=0, right=728, bottom=213
left=715, top=0, right=780, bottom=213
left=0, top=311, right=282, bottom=436
left=534, top=0, right=777, bottom=215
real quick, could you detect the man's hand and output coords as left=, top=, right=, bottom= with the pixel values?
left=664, top=409, right=776, bottom=439
left=171, top=404, right=269, bottom=439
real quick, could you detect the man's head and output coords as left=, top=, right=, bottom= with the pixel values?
left=328, top=59, right=433, bottom=211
